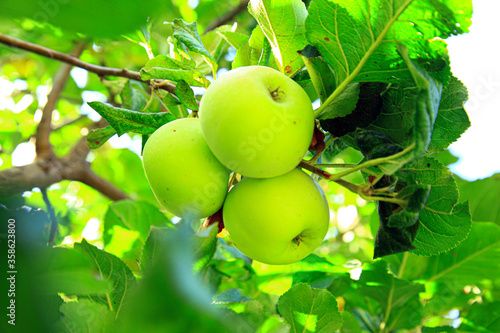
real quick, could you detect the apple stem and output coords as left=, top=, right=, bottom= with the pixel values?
left=298, top=161, right=408, bottom=206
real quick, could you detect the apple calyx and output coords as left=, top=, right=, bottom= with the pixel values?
left=269, top=86, right=285, bottom=101
left=292, top=233, right=304, bottom=246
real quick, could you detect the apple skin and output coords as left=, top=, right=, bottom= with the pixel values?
left=223, top=168, right=330, bottom=265
left=199, top=66, right=314, bottom=178
left=142, top=118, right=230, bottom=219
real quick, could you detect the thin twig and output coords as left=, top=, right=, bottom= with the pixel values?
left=205, top=1, right=249, bottom=31
left=35, top=42, right=86, bottom=158
left=0, top=33, right=176, bottom=94
left=298, top=161, right=407, bottom=205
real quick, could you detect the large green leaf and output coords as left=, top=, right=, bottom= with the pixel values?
left=378, top=44, right=443, bottom=174
left=306, top=0, right=413, bottom=86
left=103, top=200, right=172, bottom=246
left=423, top=222, right=500, bottom=285
left=457, top=174, right=500, bottom=225
left=87, top=101, right=175, bottom=136
left=362, top=76, right=469, bottom=154
left=460, top=301, right=500, bottom=332
left=117, top=224, right=232, bottom=332
left=278, top=283, right=343, bottom=332
left=397, top=157, right=472, bottom=256
left=358, top=261, right=425, bottom=331
left=74, top=239, right=137, bottom=316
left=192, top=224, right=219, bottom=274
left=306, top=0, right=471, bottom=86
left=38, top=247, right=111, bottom=295
left=53, top=300, right=114, bottom=333
left=0, top=0, right=167, bottom=38
left=248, top=0, right=308, bottom=76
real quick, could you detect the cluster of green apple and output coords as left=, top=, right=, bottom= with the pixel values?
left=143, top=66, right=330, bottom=265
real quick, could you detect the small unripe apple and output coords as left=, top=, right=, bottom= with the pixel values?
left=142, top=118, right=230, bottom=219
left=199, top=66, right=314, bottom=178
left=223, top=169, right=330, bottom=265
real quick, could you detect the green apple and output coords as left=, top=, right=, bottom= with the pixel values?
left=199, top=65, right=314, bottom=178
left=223, top=168, right=330, bottom=265
left=142, top=118, right=230, bottom=219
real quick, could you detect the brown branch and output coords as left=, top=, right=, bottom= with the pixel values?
left=0, top=33, right=176, bottom=94
left=0, top=122, right=129, bottom=201
left=205, top=1, right=250, bottom=32
left=35, top=43, right=86, bottom=158
left=78, top=170, right=129, bottom=201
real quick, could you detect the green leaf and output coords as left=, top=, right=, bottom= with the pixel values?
left=218, top=30, right=253, bottom=69
left=38, top=248, right=111, bottom=295
left=422, top=326, right=457, bottom=333
left=388, top=184, right=431, bottom=228
left=457, top=174, right=500, bottom=225
left=213, top=288, right=252, bottom=304
left=340, top=311, right=362, bottom=333
left=120, top=80, right=148, bottom=111
left=175, top=80, right=199, bottom=111
left=373, top=199, right=418, bottom=259
left=377, top=43, right=443, bottom=174
left=428, top=76, right=470, bottom=152
left=460, top=301, right=500, bottom=333
left=248, top=0, right=308, bottom=76
left=192, top=224, right=218, bottom=273
left=291, top=271, right=334, bottom=289
left=305, top=0, right=470, bottom=86
left=300, top=46, right=336, bottom=104
left=140, top=55, right=210, bottom=87
left=54, top=299, right=114, bottom=333
left=169, top=19, right=218, bottom=73
left=103, top=200, right=172, bottom=246
left=140, top=227, right=173, bottom=275
left=278, top=283, right=343, bottom=333
left=317, top=83, right=360, bottom=120
left=74, top=239, right=137, bottom=315
left=116, top=224, right=232, bottom=333
left=218, top=31, right=250, bottom=50
left=87, top=101, right=175, bottom=136
left=193, top=25, right=232, bottom=75
left=397, top=157, right=472, bottom=256
left=423, top=222, right=500, bottom=285
left=358, top=261, right=425, bottom=330
left=362, top=76, right=468, bottom=158
left=87, top=126, right=117, bottom=149
left=305, top=0, right=412, bottom=86
left=321, top=83, right=388, bottom=137
left=0, top=0, right=166, bottom=38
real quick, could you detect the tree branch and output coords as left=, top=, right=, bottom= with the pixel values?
left=0, top=33, right=176, bottom=94
left=78, top=170, right=130, bottom=201
left=205, top=1, right=249, bottom=32
left=0, top=122, right=130, bottom=201
left=35, top=42, right=86, bottom=158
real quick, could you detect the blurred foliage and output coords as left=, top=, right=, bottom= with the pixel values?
left=1, top=0, right=498, bottom=333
